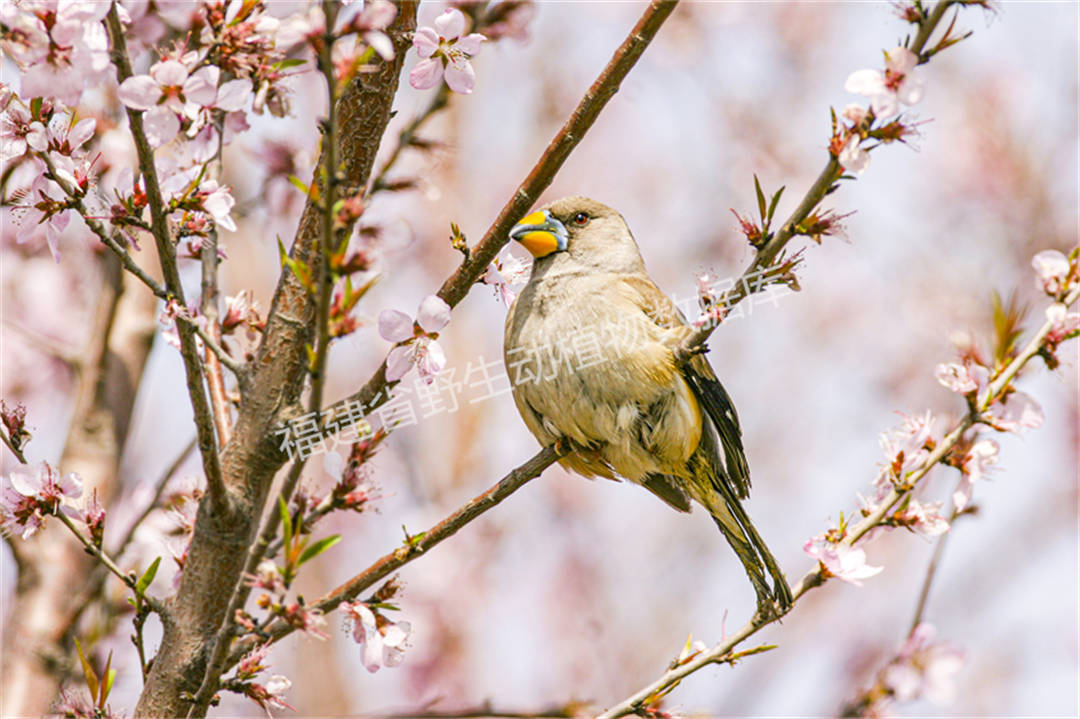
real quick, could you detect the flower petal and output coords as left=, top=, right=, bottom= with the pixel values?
left=409, top=57, right=443, bottom=90
left=412, top=27, right=439, bottom=57
left=456, top=32, right=486, bottom=56
left=378, top=309, right=415, bottom=342
left=385, top=344, right=416, bottom=382
left=214, top=78, right=252, bottom=112
left=443, top=59, right=476, bottom=94
left=365, top=31, right=395, bottom=61
left=150, top=59, right=188, bottom=87
left=142, top=106, right=180, bottom=147
left=416, top=295, right=451, bottom=332
left=433, top=8, right=465, bottom=40
left=67, top=117, right=96, bottom=149
left=184, top=65, right=220, bottom=106
left=844, top=69, right=884, bottom=96
left=117, top=74, right=161, bottom=110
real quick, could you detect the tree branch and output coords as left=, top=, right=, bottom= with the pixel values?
left=104, top=4, right=226, bottom=509
left=226, top=444, right=566, bottom=666
left=320, top=0, right=681, bottom=435
left=597, top=283, right=1080, bottom=718
left=133, top=5, right=420, bottom=716
left=675, top=0, right=959, bottom=364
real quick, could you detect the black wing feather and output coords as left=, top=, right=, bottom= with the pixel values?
left=682, top=360, right=751, bottom=499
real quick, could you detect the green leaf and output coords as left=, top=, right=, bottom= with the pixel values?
left=767, top=186, right=786, bottom=223
left=74, top=638, right=99, bottom=703
left=297, top=534, right=342, bottom=566
left=287, top=174, right=309, bottom=196
left=753, top=174, right=767, bottom=222
left=274, top=58, right=308, bottom=71
left=277, top=236, right=289, bottom=266
left=278, top=496, right=293, bottom=552
left=98, top=651, right=115, bottom=708
left=135, top=557, right=161, bottom=597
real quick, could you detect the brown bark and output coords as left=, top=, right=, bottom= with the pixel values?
left=132, top=5, right=418, bottom=717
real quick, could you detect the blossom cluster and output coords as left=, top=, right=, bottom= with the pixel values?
left=853, top=623, right=965, bottom=715
left=0, top=460, right=94, bottom=540
left=805, top=249, right=1077, bottom=588
left=832, top=46, right=926, bottom=174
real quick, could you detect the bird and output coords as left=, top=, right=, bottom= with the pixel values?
left=503, top=196, right=792, bottom=614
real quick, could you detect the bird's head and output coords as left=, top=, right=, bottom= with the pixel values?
left=508, top=196, right=645, bottom=274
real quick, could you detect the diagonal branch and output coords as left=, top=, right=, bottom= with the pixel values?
left=225, top=444, right=566, bottom=667
left=674, top=0, right=959, bottom=364
left=597, top=283, right=1080, bottom=718
left=320, top=0, right=681, bottom=431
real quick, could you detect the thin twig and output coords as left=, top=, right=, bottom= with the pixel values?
left=54, top=511, right=164, bottom=614
left=369, top=84, right=450, bottom=194
left=675, top=1, right=959, bottom=363
left=319, top=0, right=682, bottom=438
left=200, top=229, right=233, bottom=445
left=226, top=443, right=566, bottom=666
left=908, top=506, right=959, bottom=634
left=38, top=153, right=167, bottom=300
left=0, top=428, right=28, bottom=465
left=114, top=436, right=198, bottom=560
left=596, top=283, right=1080, bottom=718
left=104, top=4, right=226, bottom=509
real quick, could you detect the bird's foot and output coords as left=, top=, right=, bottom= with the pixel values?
left=753, top=593, right=783, bottom=624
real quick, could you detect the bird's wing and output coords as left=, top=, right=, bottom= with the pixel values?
left=619, top=274, right=751, bottom=499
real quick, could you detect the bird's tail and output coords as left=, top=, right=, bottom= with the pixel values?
left=709, top=494, right=793, bottom=610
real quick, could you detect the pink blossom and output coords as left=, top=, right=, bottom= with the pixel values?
left=339, top=601, right=411, bottom=673
left=198, top=180, right=238, bottom=232
left=987, top=391, right=1044, bottom=433
left=0, top=482, right=42, bottom=538
left=246, top=559, right=286, bottom=595
left=379, top=295, right=451, bottom=383
left=223, top=290, right=259, bottom=334
left=1, top=461, right=83, bottom=539
left=482, top=251, right=530, bottom=306
left=845, top=46, right=925, bottom=119
left=955, top=438, right=998, bottom=511
left=803, top=531, right=883, bottom=585
left=16, top=174, right=71, bottom=262
left=894, top=498, right=949, bottom=539
left=354, top=0, right=398, bottom=60
left=878, top=410, right=937, bottom=485
left=842, top=103, right=869, bottom=125
left=934, top=361, right=986, bottom=394
left=1031, top=249, right=1071, bottom=296
left=409, top=9, right=487, bottom=94
left=118, top=60, right=218, bottom=113
left=1045, top=303, right=1080, bottom=344
left=838, top=134, right=870, bottom=173
left=0, top=102, right=42, bottom=159
left=15, top=2, right=111, bottom=105
left=883, top=623, right=964, bottom=706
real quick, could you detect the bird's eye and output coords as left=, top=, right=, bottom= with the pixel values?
left=571, top=212, right=589, bottom=226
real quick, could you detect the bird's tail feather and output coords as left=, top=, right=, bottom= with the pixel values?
left=702, top=481, right=793, bottom=610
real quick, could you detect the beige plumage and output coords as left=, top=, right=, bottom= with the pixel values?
left=504, top=196, right=791, bottom=612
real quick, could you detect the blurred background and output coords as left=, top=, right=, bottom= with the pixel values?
left=2, top=1, right=1077, bottom=716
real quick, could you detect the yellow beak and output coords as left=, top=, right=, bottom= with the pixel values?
left=509, top=210, right=569, bottom=258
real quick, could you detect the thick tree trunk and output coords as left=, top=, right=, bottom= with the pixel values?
left=133, top=6, right=417, bottom=717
